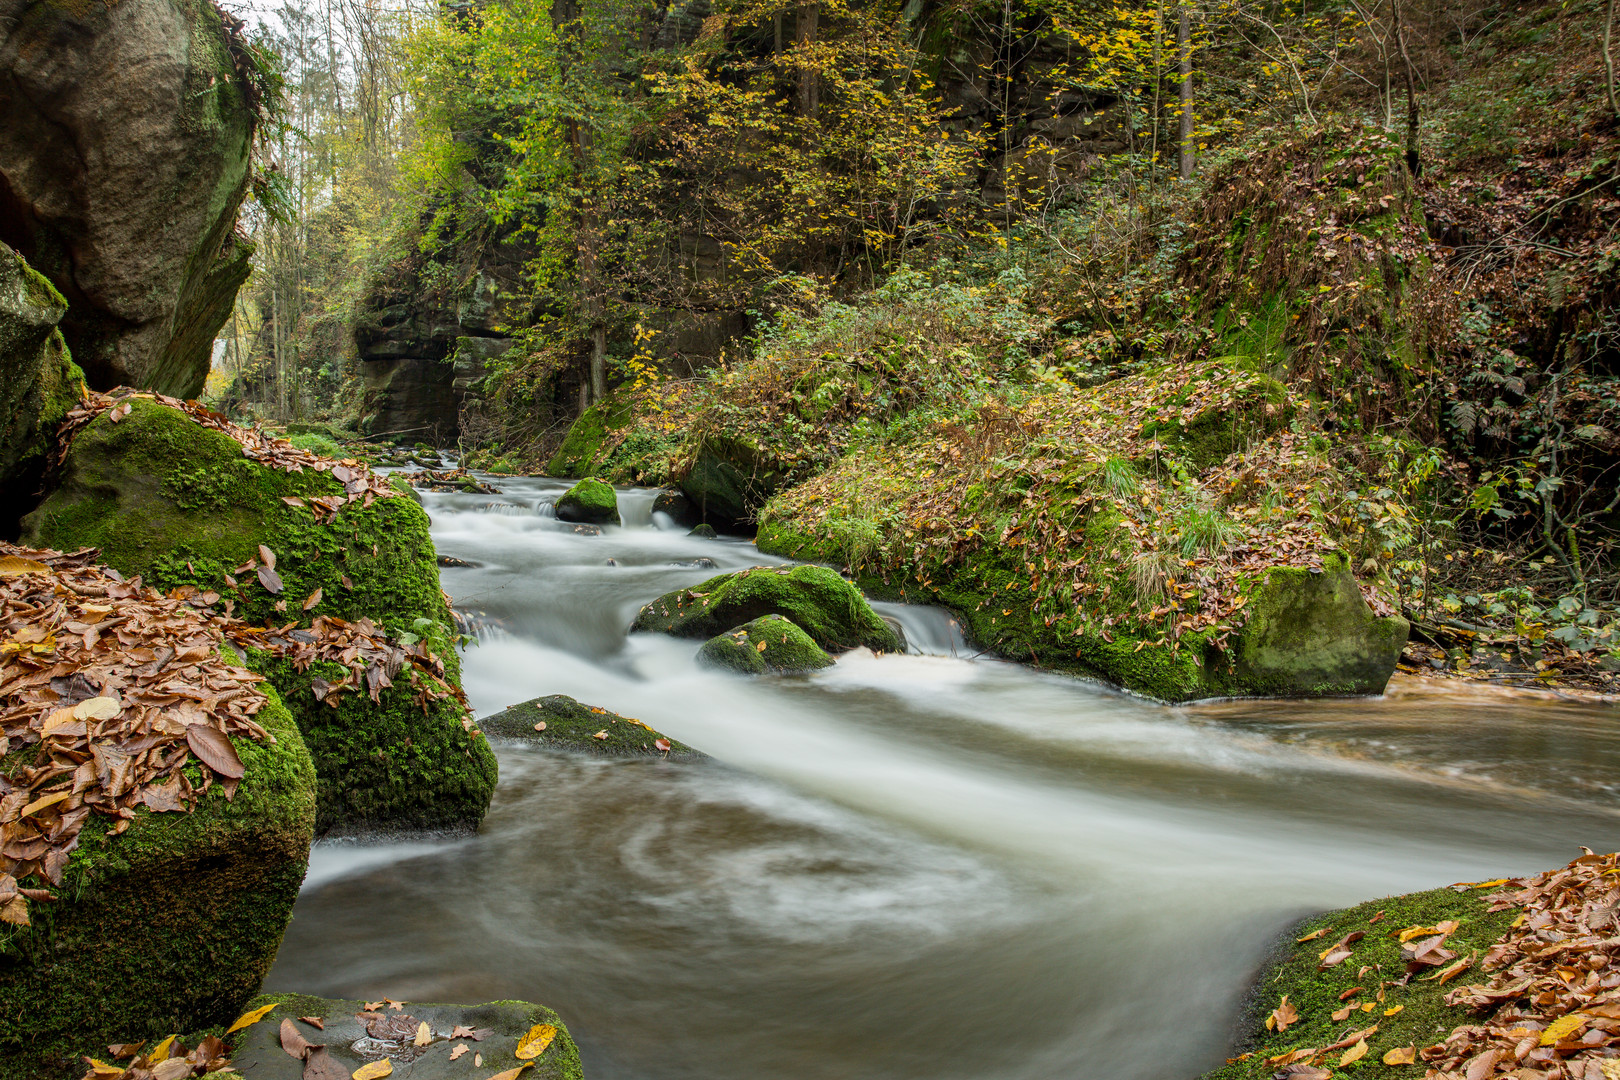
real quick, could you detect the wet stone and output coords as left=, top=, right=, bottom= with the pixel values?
left=229, top=996, right=581, bottom=1080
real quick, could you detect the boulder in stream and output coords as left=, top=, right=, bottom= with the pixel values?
left=698, top=614, right=835, bottom=675
left=480, top=695, right=702, bottom=758
left=554, top=477, right=621, bottom=525
left=633, top=564, right=902, bottom=654
left=229, top=995, right=582, bottom=1080
left=21, top=396, right=498, bottom=833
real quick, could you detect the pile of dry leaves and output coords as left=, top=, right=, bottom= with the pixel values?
left=0, top=546, right=271, bottom=927
left=57, top=389, right=397, bottom=521
left=80, top=1033, right=231, bottom=1080
left=1426, top=850, right=1620, bottom=1079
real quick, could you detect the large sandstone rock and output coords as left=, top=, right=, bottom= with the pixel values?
left=0, top=241, right=82, bottom=521
left=0, top=684, right=316, bottom=1080
left=0, top=0, right=257, bottom=396
left=22, top=398, right=499, bottom=833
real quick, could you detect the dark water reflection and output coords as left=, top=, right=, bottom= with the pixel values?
left=268, top=476, right=1620, bottom=1080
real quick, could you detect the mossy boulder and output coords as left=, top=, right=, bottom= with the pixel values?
left=678, top=436, right=791, bottom=529
left=0, top=241, right=84, bottom=525
left=1203, top=883, right=1517, bottom=1080
left=0, top=684, right=316, bottom=1080
left=479, top=695, right=702, bottom=758
left=21, top=398, right=499, bottom=833
left=554, top=477, right=620, bottom=525
left=231, top=995, right=583, bottom=1080
left=698, top=614, right=835, bottom=675
left=546, top=402, right=609, bottom=477
left=632, top=564, right=901, bottom=654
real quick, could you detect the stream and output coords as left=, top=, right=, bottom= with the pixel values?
left=266, top=475, right=1620, bottom=1080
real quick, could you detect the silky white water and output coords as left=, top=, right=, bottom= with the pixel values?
left=269, top=475, right=1620, bottom=1080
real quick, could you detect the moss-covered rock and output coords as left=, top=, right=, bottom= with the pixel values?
left=1202, top=883, right=1518, bottom=1080
left=546, top=402, right=609, bottom=477
left=0, top=241, right=84, bottom=525
left=230, top=994, right=583, bottom=1080
left=0, top=683, right=316, bottom=1080
left=678, top=436, right=790, bottom=528
left=479, top=695, right=702, bottom=758
left=554, top=477, right=620, bottom=525
left=697, top=614, right=835, bottom=675
left=21, top=398, right=499, bottom=833
left=632, top=564, right=901, bottom=654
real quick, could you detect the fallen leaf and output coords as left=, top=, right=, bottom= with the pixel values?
left=487, top=1068, right=531, bottom=1080
left=1382, top=1046, right=1416, bottom=1065
left=299, top=1017, right=324, bottom=1030
left=449, top=1045, right=468, bottom=1061
left=655, top=738, right=671, bottom=752
left=145, top=1036, right=179, bottom=1062
left=1383, top=1004, right=1404, bottom=1016
left=592, top=730, right=609, bottom=740
left=384, top=999, right=406, bottom=1010
left=1540, top=1013, right=1586, bottom=1045
left=1338, top=986, right=1363, bottom=1001
left=1338, top=1039, right=1368, bottom=1067
left=1297, top=927, right=1329, bottom=942
left=533, top=722, right=547, bottom=731
left=352, top=1060, right=392, bottom=1080
left=1267, top=996, right=1300, bottom=1032
left=0, top=555, right=50, bottom=575
left=259, top=545, right=277, bottom=571
left=303, top=587, right=323, bottom=611
left=258, top=565, right=284, bottom=594
left=413, top=1021, right=431, bottom=1047
left=19, top=790, right=71, bottom=818
left=227, top=1003, right=278, bottom=1033
left=302, top=1047, right=349, bottom=1080
left=1332, top=1005, right=1354, bottom=1022
left=73, top=697, right=121, bottom=721
left=515, top=1023, right=556, bottom=1060
left=363, top=1001, right=385, bottom=1012
left=280, top=1019, right=314, bottom=1060
left=185, top=724, right=245, bottom=779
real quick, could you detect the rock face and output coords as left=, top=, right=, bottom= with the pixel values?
left=679, top=436, right=791, bottom=529
left=554, top=477, right=620, bottom=525
left=231, top=995, right=584, bottom=1080
left=0, top=0, right=257, bottom=396
left=21, top=398, right=499, bottom=833
left=0, top=241, right=82, bottom=522
left=633, top=565, right=901, bottom=654
left=698, top=614, right=834, bottom=675
left=352, top=225, right=530, bottom=442
left=0, top=686, right=316, bottom=1080
left=480, top=694, right=701, bottom=758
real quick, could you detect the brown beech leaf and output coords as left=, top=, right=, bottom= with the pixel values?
left=259, top=545, right=277, bottom=571
left=280, top=1019, right=314, bottom=1060
left=258, top=564, right=285, bottom=593
left=185, top=725, right=245, bottom=779
left=1275, top=1067, right=1331, bottom=1080
left=655, top=738, right=671, bottom=752
left=299, top=1016, right=324, bottom=1030
left=301, top=1047, right=349, bottom=1080
left=1267, top=996, right=1300, bottom=1032
left=303, top=587, right=323, bottom=611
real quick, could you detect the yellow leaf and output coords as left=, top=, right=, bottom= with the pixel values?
left=352, top=1060, right=393, bottom=1080
left=73, top=696, right=121, bottom=721
left=1396, top=924, right=1438, bottom=942
left=1383, top=1004, right=1404, bottom=1016
left=414, top=1021, right=431, bottom=1047
left=755, top=640, right=768, bottom=652
left=0, top=556, right=50, bottom=575
left=1339, top=1039, right=1368, bottom=1066
left=226, top=1003, right=278, bottom=1034
left=1382, top=1046, right=1417, bottom=1065
left=19, top=790, right=70, bottom=818
left=1296, top=927, right=1329, bottom=942
left=147, top=1036, right=178, bottom=1062
left=515, top=1023, right=556, bottom=1060
left=488, top=1068, right=532, bottom=1080
left=1540, top=1014, right=1587, bottom=1045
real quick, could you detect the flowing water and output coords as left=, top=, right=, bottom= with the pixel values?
left=268, top=475, right=1620, bottom=1080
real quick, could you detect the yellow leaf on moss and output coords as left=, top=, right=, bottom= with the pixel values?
left=1383, top=1046, right=1416, bottom=1065
left=1339, top=1039, right=1368, bottom=1067
left=225, top=1004, right=277, bottom=1034
left=515, top=1024, right=556, bottom=1060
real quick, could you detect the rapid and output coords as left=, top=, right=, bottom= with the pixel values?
left=266, top=475, right=1620, bottom=1080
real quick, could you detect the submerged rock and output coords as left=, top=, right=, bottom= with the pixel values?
left=688, top=523, right=720, bottom=539
left=480, top=694, right=702, bottom=758
left=0, top=683, right=316, bottom=1080
left=21, top=397, right=498, bottom=833
left=0, top=241, right=83, bottom=520
left=652, top=486, right=699, bottom=526
left=633, top=564, right=901, bottom=654
left=229, top=995, right=582, bottom=1080
left=698, top=614, right=835, bottom=675
left=0, top=0, right=257, bottom=396
left=554, top=477, right=621, bottom=525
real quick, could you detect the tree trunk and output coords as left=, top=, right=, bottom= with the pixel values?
left=1177, top=2, right=1193, bottom=180
left=1391, top=0, right=1421, bottom=177
left=1605, top=0, right=1618, bottom=120
left=796, top=3, right=819, bottom=118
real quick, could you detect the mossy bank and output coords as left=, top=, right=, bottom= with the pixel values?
left=22, top=398, right=499, bottom=832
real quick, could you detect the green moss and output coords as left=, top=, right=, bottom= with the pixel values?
left=0, top=681, right=316, bottom=1080
left=546, top=404, right=608, bottom=477
left=554, top=476, right=621, bottom=525
left=0, top=241, right=84, bottom=515
left=633, top=564, right=901, bottom=653
left=1203, top=884, right=1518, bottom=1080
left=478, top=695, right=701, bottom=757
left=697, top=614, right=835, bottom=675
left=21, top=399, right=499, bottom=832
